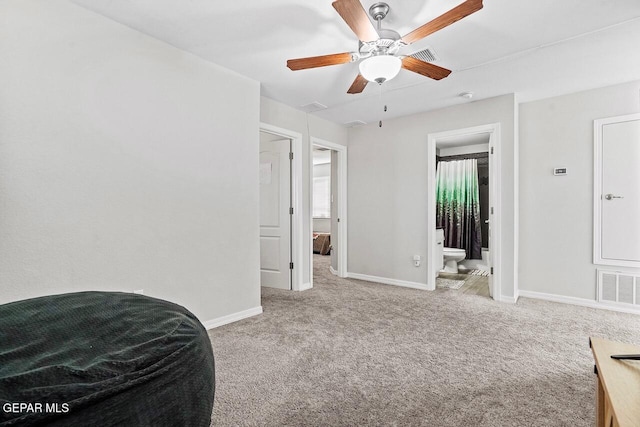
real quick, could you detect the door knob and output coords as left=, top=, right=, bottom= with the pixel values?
left=604, top=194, right=624, bottom=200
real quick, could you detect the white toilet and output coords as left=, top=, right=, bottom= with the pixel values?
left=442, top=247, right=466, bottom=273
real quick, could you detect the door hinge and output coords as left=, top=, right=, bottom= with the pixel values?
left=289, top=152, right=293, bottom=160
left=490, top=207, right=494, bottom=215
left=490, top=147, right=494, bottom=154
left=289, top=262, right=294, bottom=270
left=337, top=218, right=340, bottom=223
left=289, top=207, right=294, bottom=215
left=490, top=267, right=494, bottom=275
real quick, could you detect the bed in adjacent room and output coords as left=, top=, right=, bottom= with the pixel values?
left=313, top=232, right=331, bottom=255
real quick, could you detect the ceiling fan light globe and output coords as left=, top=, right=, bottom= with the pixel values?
left=359, top=55, right=401, bottom=83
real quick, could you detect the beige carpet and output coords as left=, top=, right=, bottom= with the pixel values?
left=436, top=277, right=466, bottom=289
left=209, top=255, right=640, bottom=426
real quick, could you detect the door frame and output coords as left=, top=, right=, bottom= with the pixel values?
left=427, top=123, right=502, bottom=300
left=593, top=113, right=640, bottom=268
left=260, top=123, right=304, bottom=291
left=310, top=137, right=348, bottom=279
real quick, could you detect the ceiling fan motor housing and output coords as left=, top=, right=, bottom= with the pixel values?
left=377, top=28, right=401, bottom=45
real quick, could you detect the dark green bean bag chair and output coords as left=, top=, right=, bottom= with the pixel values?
left=0, top=292, right=215, bottom=426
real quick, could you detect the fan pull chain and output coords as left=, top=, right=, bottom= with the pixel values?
left=379, top=105, right=388, bottom=127
left=378, top=83, right=388, bottom=128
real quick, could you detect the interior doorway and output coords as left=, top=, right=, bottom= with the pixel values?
left=310, top=138, right=347, bottom=285
left=259, top=132, right=292, bottom=290
left=434, top=133, right=491, bottom=298
left=259, top=123, right=304, bottom=291
left=427, top=124, right=501, bottom=300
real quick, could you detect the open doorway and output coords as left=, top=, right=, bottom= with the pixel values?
left=310, top=138, right=347, bottom=285
left=311, top=146, right=332, bottom=279
left=427, top=124, right=501, bottom=300
left=434, top=133, right=491, bottom=298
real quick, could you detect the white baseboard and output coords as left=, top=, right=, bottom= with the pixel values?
left=296, top=282, right=312, bottom=292
left=518, top=290, right=640, bottom=315
left=329, top=266, right=338, bottom=276
left=201, top=306, right=263, bottom=329
left=496, top=294, right=518, bottom=304
left=347, top=272, right=428, bottom=291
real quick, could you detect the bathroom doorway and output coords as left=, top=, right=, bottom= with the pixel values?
left=426, top=124, right=501, bottom=300
left=435, top=134, right=491, bottom=298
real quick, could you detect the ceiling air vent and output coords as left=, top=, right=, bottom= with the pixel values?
left=410, top=46, right=438, bottom=63
left=300, top=102, right=327, bottom=113
left=344, top=120, right=366, bottom=127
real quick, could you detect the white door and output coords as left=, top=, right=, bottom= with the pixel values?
left=600, top=118, right=640, bottom=264
left=330, top=150, right=339, bottom=272
left=259, top=138, right=292, bottom=289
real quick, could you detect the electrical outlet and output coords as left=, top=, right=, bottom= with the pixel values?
left=413, top=255, right=421, bottom=267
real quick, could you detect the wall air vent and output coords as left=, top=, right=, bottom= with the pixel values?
left=300, top=102, right=327, bottom=113
left=344, top=120, right=366, bottom=127
left=410, top=46, right=438, bottom=63
left=597, top=269, right=640, bottom=308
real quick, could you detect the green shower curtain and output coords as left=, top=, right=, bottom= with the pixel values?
left=436, top=159, right=482, bottom=259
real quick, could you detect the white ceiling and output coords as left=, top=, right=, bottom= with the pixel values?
left=72, top=0, right=640, bottom=125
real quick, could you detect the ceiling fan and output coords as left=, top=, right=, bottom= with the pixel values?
left=286, top=0, right=483, bottom=94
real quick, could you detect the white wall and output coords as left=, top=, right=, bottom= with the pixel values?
left=347, top=95, right=517, bottom=300
left=519, top=80, right=640, bottom=300
left=260, top=97, right=348, bottom=286
left=0, top=0, right=261, bottom=323
left=313, top=219, right=331, bottom=233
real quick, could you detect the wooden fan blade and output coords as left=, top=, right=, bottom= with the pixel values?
left=402, top=57, right=451, bottom=80
left=347, top=74, right=368, bottom=94
left=332, top=0, right=379, bottom=42
left=287, top=52, right=354, bottom=71
left=401, top=0, right=483, bottom=45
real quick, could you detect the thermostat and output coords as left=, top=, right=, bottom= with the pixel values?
left=553, top=167, right=567, bottom=176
